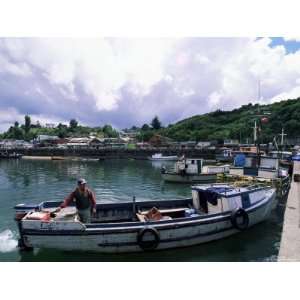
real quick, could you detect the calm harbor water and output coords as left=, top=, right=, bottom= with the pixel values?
left=0, top=158, right=285, bottom=262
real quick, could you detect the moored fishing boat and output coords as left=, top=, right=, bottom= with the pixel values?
left=229, top=154, right=289, bottom=179
left=14, top=183, right=276, bottom=253
left=161, top=158, right=227, bottom=183
left=148, top=153, right=179, bottom=161
left=269, top=151, right=292, bottom=168
left=0, top=151, right=22, bottom=159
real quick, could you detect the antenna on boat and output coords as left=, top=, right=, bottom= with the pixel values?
left=252, top=109, right=271, bottom=168
left=279, top=128, right=287, bottom=156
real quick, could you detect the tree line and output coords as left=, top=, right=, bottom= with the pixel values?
left=1, top=97, right=300, bottom=143
left=0, top=116, right=119, bottom=141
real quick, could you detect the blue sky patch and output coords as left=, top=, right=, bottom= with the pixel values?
left=270, top=37, right=300, bottom=53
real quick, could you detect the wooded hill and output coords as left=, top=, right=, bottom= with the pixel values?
left=139, top=98, right=300, bottom=143
left=1, top=98, right=300, bottom=143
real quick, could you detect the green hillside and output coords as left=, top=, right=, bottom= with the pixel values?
left=140, top=98, right=300, bottom=143
left=0, top=118, right=119, bottom=141
left=168, top=98, right=300, bottom=142
left=1, top=97, right=300, bottom=143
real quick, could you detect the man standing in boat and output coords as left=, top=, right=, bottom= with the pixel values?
left=57, top=178, right=97, bottom=223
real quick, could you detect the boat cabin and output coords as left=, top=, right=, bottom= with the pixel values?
left=230, top=154, right=281, bottom=179
left=174, top=158, right=203, bottom=175
left=191, top=185, right=267, bottom=214
left=215, top=148, right=233, bottom=162
left=269, top=151, right=292, bottom=160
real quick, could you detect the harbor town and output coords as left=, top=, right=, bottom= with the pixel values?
left=2, top=3, right=300, bottom=300
left=1, top=37, right=300, bottom=263
left=0, top=103, right=299, bottom=260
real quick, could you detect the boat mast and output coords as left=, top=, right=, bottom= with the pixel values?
left=253, top=120, right=259, bottom=167
left=279, top=127, right=287, bottom=158
left=280, top=128, right=286, bottom=147
left=253, top=121, right=257, bottom=143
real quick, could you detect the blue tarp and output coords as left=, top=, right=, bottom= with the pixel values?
left=292, top=155, right=300, bottom=161
left=234, top=154, right=246, bottom=167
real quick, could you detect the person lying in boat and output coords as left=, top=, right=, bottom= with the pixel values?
left=57, top=178, right=97, bottom=223
left=145, top=207, right=163, bottom=221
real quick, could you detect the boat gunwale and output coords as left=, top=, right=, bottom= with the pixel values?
left=191, top=185, right=273, bottom=198
left=21, top=188, right=275, bottom=235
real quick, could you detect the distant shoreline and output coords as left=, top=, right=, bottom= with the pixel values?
left=2, top=148, right=216, bottom=160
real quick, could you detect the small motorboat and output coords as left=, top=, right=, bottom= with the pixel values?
left=14, top=183, right=276, bottom=253
left=269, top=151, right=292, bottom=168
left=161, top=158, right=227, bottom=183
left=229, top=154, right=288, bottom=180
left=51, top=156, right=65, bottom=160
left=292, top=153, right=300, bottom=161
left=148, top=153, right=179, bottom=161
left=0, top=151, right=22, bottom=159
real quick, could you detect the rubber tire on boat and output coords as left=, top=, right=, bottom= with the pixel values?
left=137, top=227, right=160, bottom=251
left=230, top=208, right=249, bottom=231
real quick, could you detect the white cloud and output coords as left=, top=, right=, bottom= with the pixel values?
left=0, top=55, right=31, bottom=77
left=0, top=37, right=300, bottom=132
left=0, top=108, right=24, bottom=132
left=283, top=37, right=300, bottom=42
left=270, top=86, right=300, bottom=103
left=0, top=38, right=177, bottom=112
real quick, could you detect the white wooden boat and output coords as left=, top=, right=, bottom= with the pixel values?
left=0, top=151, right=22, bottom=159
left=161, top=158, right=226, bottom=183
left=202, top=165, right=230, bottom=174
left=14, top=183, right=276, bottom=253
left=229, top=155, right=288, bottom=179
left=162, top=172, right=217, bottom=183
left=148, top=153, right=179, bottom=161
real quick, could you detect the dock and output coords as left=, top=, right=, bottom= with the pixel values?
left=278, top=161, right=300, bottom=261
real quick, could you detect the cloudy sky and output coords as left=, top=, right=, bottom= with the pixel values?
left=0, top=37, right=300, bottom=132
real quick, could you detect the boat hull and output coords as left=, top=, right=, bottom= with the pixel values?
left=162, top=172, right=217, bottom=183
left=215, top=155, right=233, bottom=163
left=19, top=189, right=276, bottom=253
left=149, top=157, right=178, bottom=161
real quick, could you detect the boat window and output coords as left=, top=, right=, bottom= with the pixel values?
left=224, top=196, right=242, bottom=211
left=198, top=191, right=208, bottom=213
left=249, top=190, right=264, bottom=205
left=241, top=193, right=251, bottom=209
left=191, top=160, right=195, bottom=164
left=198, top=190, right=219, bottom=213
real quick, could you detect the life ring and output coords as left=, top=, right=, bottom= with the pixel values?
left=230, top=208, right=249, bottom=231
left=137, top=227, right=160, bottom=251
